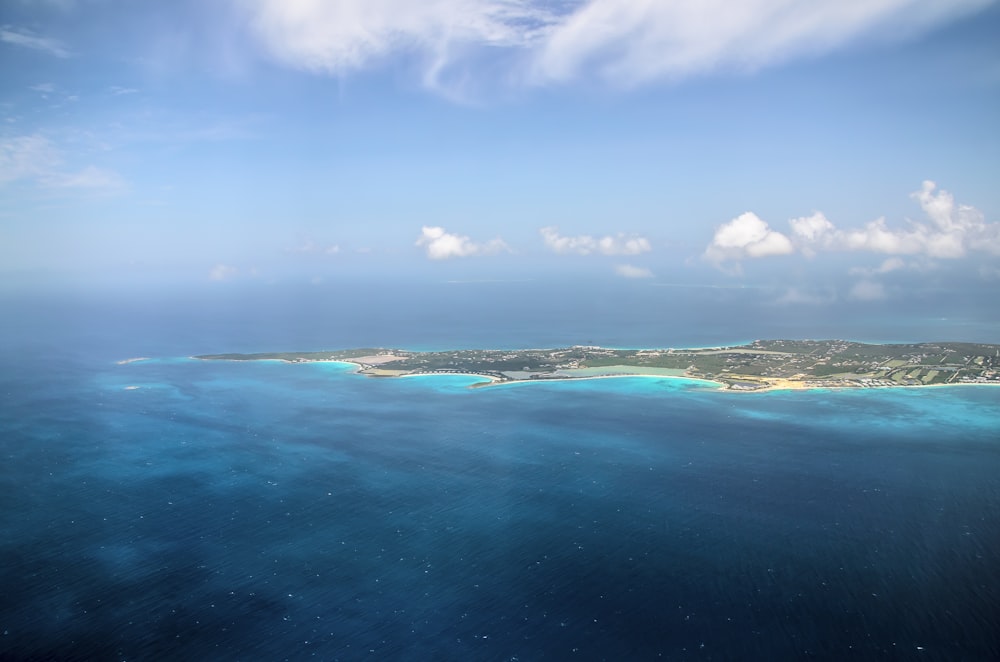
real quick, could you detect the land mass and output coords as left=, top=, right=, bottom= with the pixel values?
left=193, top=340, right=1000, bottom=391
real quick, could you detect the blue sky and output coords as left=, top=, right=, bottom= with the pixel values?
left=2, top=0, right=999, bottom=300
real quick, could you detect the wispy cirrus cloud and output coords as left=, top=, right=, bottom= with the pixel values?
left=704, top=181, right=1000, bottom=269
left=1, top=27, right=72, bottom=58
left=0, top=135, right=61, bottom=184
left=416, top=225, right=509, bottom=259
left=0, top=134, right=123, bottom=191
left=242, top=0, right=553, bottom=95
left=529, top=0, right=991, bottom=86
left=239, top=0, right=991, bottom=94
left=540, top=226, right=651, bottom=256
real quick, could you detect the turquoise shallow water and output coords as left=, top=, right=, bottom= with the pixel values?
left=1, top=287, right=999, bottom=659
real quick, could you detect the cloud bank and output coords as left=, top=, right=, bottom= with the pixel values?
left=240, top=0, right=990, bottom=92
left=540, top=226, right=651, bottom=256
left=416, top=226, right=509, bottom=259
left=704, top=181, right=1000, bottom=268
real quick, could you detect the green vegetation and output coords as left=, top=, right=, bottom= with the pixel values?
left=193, top=340, right=1000, bottom=391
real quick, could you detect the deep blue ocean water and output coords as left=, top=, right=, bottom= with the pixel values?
left=2, top=281, right=999, bottom=660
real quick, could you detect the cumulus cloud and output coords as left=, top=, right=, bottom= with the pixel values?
left=705, top=181, right=1000, bottom=269
left=540, top=226, right=651, bottom=256
left=788, top=212, right=836, bottom=256
left=238, top=0, right=989, bottom=93
left=703, top=212, right=794, bottom=266
left=910, top=179, right=999, bottom=256
left=416, top=225, right=509, bottom=259
left=615, top=264, right=653, bottom=279
left=831, top=182, right=998, bottom=257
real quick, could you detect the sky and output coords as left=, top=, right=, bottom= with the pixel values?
left=2, top=0, right=999, bottom=301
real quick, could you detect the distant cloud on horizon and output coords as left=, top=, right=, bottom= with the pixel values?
left=416, top=226, right=509, bottom=260
left=540, top=226, right=651, bottom=256
left=287, top=240, right=341, bottom=256
left=704, top=181, right=1000, bottom=270
left=209, top=264, right=239, bottom=281
left=615, top=264, right=653, bottom=279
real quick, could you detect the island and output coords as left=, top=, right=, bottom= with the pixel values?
left=193, top=340, right=1000, bottom=391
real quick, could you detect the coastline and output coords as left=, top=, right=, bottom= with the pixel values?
left=185, top=357, right=1000, bottom=393
left=182, top=340, right=1000, bottom=393
left=328, top=361, right=997, bottom=393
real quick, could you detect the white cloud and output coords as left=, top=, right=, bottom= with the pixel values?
left=540, top=226, right=651, bottom=255
left=822, top=182, right=999, bottom=258
left=243, top=0, right=550, bottom=94
left=839, top=216, right=928, bottom=255
left=238, top=0, right=989, bottom=93
left=416, top=225, right=509, bottom=259
left=0, top=134, right=62, bottom=184
left=705, top=181, right=1000, bottom=269
left=0, top=134, right=123, bottom=191
left=703, top=212, right=794, bottom=266
left=49, top=165, right=124, bottom=190
left=788, top=212, right=836, bottom=256
left=615, top=264, right=653, bottom=279
left=530, top=0, right=989, bottom=86
left=911, top=179, right=999, bottom=255
left=209, top=264, right=239, bottom=281
left=0, top=28, right=72, bottom=58
left=848, top=279, right=887, bottom=301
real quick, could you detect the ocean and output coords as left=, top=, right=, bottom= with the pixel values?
left=1, top=280, right=998, bottom=660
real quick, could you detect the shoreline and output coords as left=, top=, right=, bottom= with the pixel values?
left=333, top=363, right=1000, bottom=393
left=182, top=341, right=1000, bottom=393
left=187, top=357, right=1000, bottom=393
